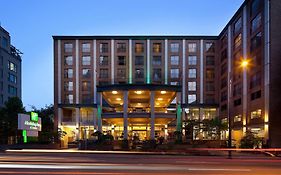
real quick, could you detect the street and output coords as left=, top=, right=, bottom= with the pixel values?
left=0, top=151, right=281, bottom=174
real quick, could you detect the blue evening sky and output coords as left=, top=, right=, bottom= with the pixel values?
left=0, top=0, right=244, bottom=110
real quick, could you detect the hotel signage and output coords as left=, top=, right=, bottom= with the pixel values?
left=18, top=112, right=42, bottom=142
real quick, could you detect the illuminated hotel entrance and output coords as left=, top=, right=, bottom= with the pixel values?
left=97, top=84, right=182, bottom=140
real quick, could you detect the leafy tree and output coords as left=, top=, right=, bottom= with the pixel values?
left=0, top=97, right=25, bottom=144
left=240, top=131, right=263, bottom=148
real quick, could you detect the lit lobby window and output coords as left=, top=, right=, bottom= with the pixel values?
left=250, top=109, right=262, bottom=119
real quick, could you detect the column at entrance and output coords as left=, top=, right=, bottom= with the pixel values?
left=97, top=92, right=103, bottom=132
left=75, top=108, right=80, bottom=140
left=176, top=92, right=182, bottom=132
left=150, top=91, right=155, bottom=140
left=123, top=91, right=128, bottom=140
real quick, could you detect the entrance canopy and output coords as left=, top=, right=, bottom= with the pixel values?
left=97, top=84, right=182, bottom=108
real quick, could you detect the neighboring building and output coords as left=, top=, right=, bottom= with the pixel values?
left=53, top=0, right=281, bottom=147
left=0, top=26, right=22, bottom=107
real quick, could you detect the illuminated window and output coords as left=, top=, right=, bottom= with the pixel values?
left=250, top=109, right=262, bottom=119
left=170, top=43, right=179, bottom=52
left=188, top=69, right=196, bottom=78
left=188, top=94, right=196, bottom=104
left=188, top=56, right=197, bottom=65
left=234, top=114, right=242, bottom=122
left=64, top=43, right=73, bottom=53
left=65, top=56, right=73, bottom=66
left=188, top=82, right=196, bottom=91
left=234, top=33, right=242, bottom=49
left=153, top=43, right=162, bottom=53
left=170, top=68, right=179, bottom=78
left=82, top=56, right=91, bottom=66
left=188, top=43, right=197, bottom=52
left=82, top=69, right=91, bottom=78
left=99, top=56, right=109, bottom=65
left=135, top=43, right=144, bottom=53
left=64, top=69, right=73, bottom=78
left=82, top=43, right=90, bottom=53
left=8, top=61, right=17, bottom=72
left=82, top=81, right=91, bottom=91
left=171, top=56, right=179, bottom=65
left=206, top=69, right=215, bottom=79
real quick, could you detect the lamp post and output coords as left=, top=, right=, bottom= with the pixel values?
left=228, top=59, right=248, bottom=159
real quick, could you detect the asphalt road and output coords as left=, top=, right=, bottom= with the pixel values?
left=0, top=152, right=281, bottom=175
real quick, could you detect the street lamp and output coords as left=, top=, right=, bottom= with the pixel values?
left=228, top=59, right=249, bottom=159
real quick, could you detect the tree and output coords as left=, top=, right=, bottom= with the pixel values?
left=0, top=97, right=25, bottom=144
left=240, top=131, right=263, bottom=148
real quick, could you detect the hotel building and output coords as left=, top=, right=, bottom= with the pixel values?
left=0, top=26, right=22, bottom=107
left=54, top=0, right=281, bottom=147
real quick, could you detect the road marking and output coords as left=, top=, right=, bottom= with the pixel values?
left=0, top=163, right=251, bottom=172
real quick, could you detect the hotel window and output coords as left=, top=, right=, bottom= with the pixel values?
left=206, top=56, right=215, bottom=66
left=82, top=95, right=91, bottom=104
left=206, top=95, right=215, bottom=104
left=170, top=81, right=179, bottom=85
left=82, top=43, right=90, bottom=53
left=1, top=37, right=8, bottom=48
left=82, top=56, right=91, bottom=66
left=82, top=81, right=91, bottom=91
left=234, top=17, right=242, bottom=35
left=251, top=13, right=262, bottom=33
left=8, top=73, right=17, bottom=84
left=251, top=90, right=261, bottom=101
left=234, top=33, right=242, bottom=49
left=188, top=43, right=197, bottom=52
left=221, top=90, right=227, bottom=102
left=8, top=61, right=17, bottom=72
left=234, top=98, right=241, bottom=106
left=99, top=56, right=109, bottom=65
left=99, top=43, right=109, bottom=53
left=188, top=94, right=196, bottom=104
left=153, top=43, right=162, bottom=53
left=205, top=42, right=215, bottom=52
left=188, top=69, right=196, bottom=78
left=170, top=56, right=179, bottom=65
left=153, top=68, right=162, bottom=81
left=188, top=56, right=197, bottom=65
left=64, top=81, right=73, bottom=91
left=152, top=56, right=162, bottom=66
left=8, top=85, right=17, bottom=95
left=135, top=43, right=144, bottom=53
left=135, top=56, right=144, bottom=65
left=233, top=83, right=242, bottom=96
left=221, top=77, right=227, bottom=89
left=64, top=43, right=73, bottom=53
left=118, top=56, right=126, bottom=65
left=65, top=56, right=73, bottom=66
left=170, top=43, right=179, bottom=52
left=206, top=82, right=215, bottom=91
left=188, top=82, right=196, bottom=91
left=117, top=43, right=126, bottom=53
left=221, top=63, right=227, bottom=75
left=221, top=104, right=227, bottom=111
left=206, top=69, right=215, bottom=79
left=117, top=68, right=126, bottom=79
left=170, top=69, right=179, bottom=78
left=135, top=68, right=144, bottom=78
left=234, top=114, right=242, bottom=122
left=250, top=72, right=261, bottom=89
left=250, top=109, right=262, bottom=119
left=100, top=69, right=108, bottom=78
left=251, top=0, right=261, bottom=16
left=82, top=69, right=91, bottom=78
left=65, top=94, right=73, bottom=104
left=64, top=69, right=73, bottom=78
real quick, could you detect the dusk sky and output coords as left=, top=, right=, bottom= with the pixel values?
left=0, top=0, right=244, bottom=110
